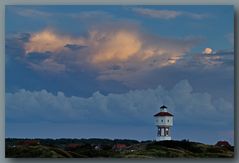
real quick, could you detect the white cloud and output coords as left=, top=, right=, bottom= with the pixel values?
left=6, top=80, right=233, bottom=126
left=132, top=8, right=182, bottom=19
left=132, top=7, right=208, bottom=19
left=11, top=6, right=113, bottom=21
left=69, top=11, right=113, bottom=20
left=15, top=8, right=52, bottom=18
left=183, top=12, right=209, bottom=19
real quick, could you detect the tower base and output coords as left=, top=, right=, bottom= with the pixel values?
left=156, top=136, right=171, bottom=141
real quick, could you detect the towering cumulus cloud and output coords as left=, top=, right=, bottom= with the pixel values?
left=6, top=80, right=232, bottom=126
left=13, top=27, right=202, bottom=81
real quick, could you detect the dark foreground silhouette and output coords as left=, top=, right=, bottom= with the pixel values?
left=5, top=138, right=234, bottom=158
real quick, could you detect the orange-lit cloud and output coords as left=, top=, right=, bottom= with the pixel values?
left=24, top=28, right=193, bottom=66
left=23, top=28, right=200, bottom=77
left=25, top=29, right=85, bottom=54
left=203, top=47, right=213, bottom=55
left=90, top=30, right=142, bottom=63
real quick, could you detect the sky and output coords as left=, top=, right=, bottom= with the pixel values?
left=5, top=5, right=234, bottom=144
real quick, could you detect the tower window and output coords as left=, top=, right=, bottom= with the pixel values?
left=167, top=120, right=169, bottom=122
left=166, top=130, right=169, bottom=136
left=161, top=120, right=163, bottom=122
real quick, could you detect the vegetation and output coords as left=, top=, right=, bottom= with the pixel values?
left=5, top=138, right=234, bottom=158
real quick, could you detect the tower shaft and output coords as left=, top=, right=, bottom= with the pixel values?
left=156, top=126, right=171, bottom=141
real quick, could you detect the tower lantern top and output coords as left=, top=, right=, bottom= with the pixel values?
left=154, top=105, right=173, bottom=117
left=160, top=105, right=167, bottom=112
left=160, top=105, right=167, bottom=109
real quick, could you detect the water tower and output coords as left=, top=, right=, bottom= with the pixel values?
left=154, top=105, right=173, bottom=141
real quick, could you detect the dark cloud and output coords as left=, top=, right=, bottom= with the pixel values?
left=17, top=33, right=31, bottom=42
left=180, top=50, right=234, bottom=69
left=108, top=65, right=122, bottom=71
left=64, top=44, right=87, bottom=51
left=26, top=52, right=51, bottom=63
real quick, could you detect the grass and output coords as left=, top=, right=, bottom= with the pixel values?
left=5, top=139, right=234, bottom=158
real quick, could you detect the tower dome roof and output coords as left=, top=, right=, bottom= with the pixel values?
left=154, top=112, right=173, bottom=117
